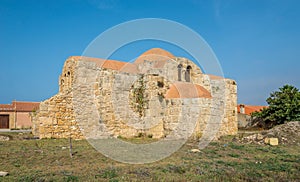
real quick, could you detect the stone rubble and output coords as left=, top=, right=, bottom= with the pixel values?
left=237, top=121, right=300, bottom=146
left=0, top=135, right=9, bottom=141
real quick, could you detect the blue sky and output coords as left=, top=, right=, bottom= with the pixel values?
left=1, top=0, right=299, bottom=105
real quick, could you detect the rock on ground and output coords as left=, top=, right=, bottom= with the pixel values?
left=0, top=171, right=8, bottom=177
left=237, top=121, right=300, bottom=145
left=0, top=135, right=9, bottom=141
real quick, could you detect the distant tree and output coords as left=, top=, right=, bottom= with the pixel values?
left=252, top=85, right=300, bottom=128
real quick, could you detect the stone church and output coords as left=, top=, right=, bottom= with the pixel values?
left=32, top=48, right=237, bottom=139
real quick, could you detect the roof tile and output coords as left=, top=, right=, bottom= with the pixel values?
left=165, top=82, right=212, bottom=99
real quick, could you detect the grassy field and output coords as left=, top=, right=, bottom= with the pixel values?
left=0, top=132, right=299, bottom=182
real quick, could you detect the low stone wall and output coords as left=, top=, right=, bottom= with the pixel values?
left=32, top=94, right=83, bottom=139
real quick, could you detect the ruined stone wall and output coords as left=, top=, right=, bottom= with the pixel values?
left=73, top=60, right=187, bottom=139
left=33, top=55, right=237, bottom=140
left=210, top=78, right=238, bottom=138
left=32, top=58, right=83, bottom=139
left=32, top=94, right=83, bottom=139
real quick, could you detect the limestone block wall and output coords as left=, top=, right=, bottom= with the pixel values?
left=32, top=57, right=82, bottom=138
left=32, top=93, right=83, bottom=139
left=210, top=78, right=238, bottom=138
left=59, top=57, right=77, bottom=93
left=32, top=54, right=238, bottom=140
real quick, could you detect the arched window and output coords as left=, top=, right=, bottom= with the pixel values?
left=185, top=65, right=192, bottom=82
left=177, top=64, right=183, bottom=81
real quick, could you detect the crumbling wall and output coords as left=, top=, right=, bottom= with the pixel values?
left=32, top=58, right=83, bottom=139
left=32, top=55, right=238, bottom=140
left=32, top=93, right=83, bottom=139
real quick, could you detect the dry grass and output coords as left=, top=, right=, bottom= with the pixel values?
left=0, top=132, right=299, bottom=181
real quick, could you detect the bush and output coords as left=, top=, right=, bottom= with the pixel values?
left=252, top=85, right=300, bottom=128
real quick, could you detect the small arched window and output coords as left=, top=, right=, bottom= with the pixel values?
left=67, top=71, right=70, bottom=76
left=177, top=64, right=183, bottom=81
left=185, top=65, right=192, bottom=82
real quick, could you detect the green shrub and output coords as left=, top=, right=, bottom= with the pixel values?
left=252, top=85, right=300, bottom=128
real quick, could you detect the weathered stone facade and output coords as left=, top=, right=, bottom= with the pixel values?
left=32, top=48, right=238, bottom=139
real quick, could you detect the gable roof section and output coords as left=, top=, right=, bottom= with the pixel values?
left=237, top=104, right=268, bottom=115
left=165, top=82, right=212, bottom=99
left=0, top=101, right=40, bottom=112
left=208, top=74, right=224, bottom=80
left=13, top=101, right=40, bottom=112
left=70, top=56, right=139, bottom=73
left=70, top=49, right=227, bottom=79
left=0, top=103, right=14, bottom=111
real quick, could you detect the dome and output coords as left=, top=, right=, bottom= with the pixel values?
left=165, top=82, right=212, bottom=99
left=134, top=48, right=175, bottom=64
left=140, top=48, right=174, bottom=58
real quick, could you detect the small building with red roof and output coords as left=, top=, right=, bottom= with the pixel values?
left=237, top=104, right=268, bottom=128
left=0, top=101, right=39, bottom=129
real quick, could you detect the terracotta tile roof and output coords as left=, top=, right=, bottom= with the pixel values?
left=71, top=48, right=175, bottom=72
left=134, top=48, right=175, bottom=65
left=0, top=104, right=14, bottom=111
left=140, top=48, right=174, bottom=59
left=70, top=56, right=139, bottom=73
left=237, top=104, right=268, bottom=115
left=0, top=101, right=40, bottom=112
left=13, top=101, right=40, bottom=112
left=103, top=60, right=139, bottom=73
left=208, top=74, right=224, bottom=80
left=165, top=82, right=212, bottom=99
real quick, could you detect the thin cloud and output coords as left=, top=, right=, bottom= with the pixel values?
left=87, top=0, right=119, bottom=10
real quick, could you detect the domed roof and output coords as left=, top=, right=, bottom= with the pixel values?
left=140, top=48, right=174, bottom=58
left=165, top=82, right=212, bottom=99
left=134, top=48, right=175, bottom=64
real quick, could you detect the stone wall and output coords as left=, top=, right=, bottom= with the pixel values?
left=16, top=112, right=32, bottom=128
left=0, top=111, right=35, bottom=129
left=32, top=50, right=238, bottom=140
left=32, top=58, right=83, bottom=139
left=32, top=93, right=83, bottom=139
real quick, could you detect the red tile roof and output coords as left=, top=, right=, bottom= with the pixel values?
left=165, top=82, right=212, bottom=99
left=70, top=48, right=175, bottom=73
left=71, top=49, right=224, bottom=78
left=134, top=48, right=175, bottom=65
left=237, top=104, right=268, bottom=115
left=71, top=48, right=228, bottom=83
left=0, top=101, right=40, bottom=112
left=13, top=101, right=40, bottom=112
left=142, top=48, right=175, bottom=58
left=208, top=74, right=224, bottom=80
left=0, top=104, right=14, bottom=111
left=70, top=56, right=139, bottom=73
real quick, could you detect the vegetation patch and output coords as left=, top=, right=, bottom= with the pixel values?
left=130, top=75, right=148, bottom=117
left=0, top=132, right=299, bottom=181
